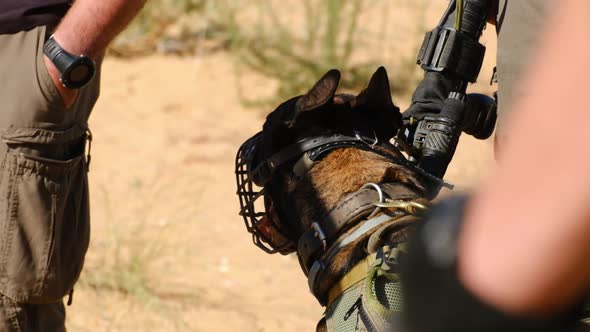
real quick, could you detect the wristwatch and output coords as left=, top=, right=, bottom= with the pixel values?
left=43, top=36, right=96, bottom=89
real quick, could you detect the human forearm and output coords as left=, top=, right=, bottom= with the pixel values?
left=460, top=0, right=590, bottom=317
left=43, top=0, right=146, bottom=106
left=53, top=0, right=146, bottom=59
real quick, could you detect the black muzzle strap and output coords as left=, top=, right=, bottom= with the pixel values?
left=252, top=134, right=393, bottom=186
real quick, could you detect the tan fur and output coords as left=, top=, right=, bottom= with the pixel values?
left=285, top=147, right=424, bottom=300
left=292, top=148, right=423, bottom=230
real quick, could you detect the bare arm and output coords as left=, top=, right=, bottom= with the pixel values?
left=459, top=0, right=590, bottom=317
left=44, top=0, right=146, bottom=106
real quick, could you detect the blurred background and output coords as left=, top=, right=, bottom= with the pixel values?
left=68, top=1, right=496, bottom=331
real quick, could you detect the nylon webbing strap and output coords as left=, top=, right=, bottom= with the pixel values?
left=327, top=253, right=377, bottom=307
left=298, top=184, right=419, bottom=274
left=307, top=212, right=418, bottom=306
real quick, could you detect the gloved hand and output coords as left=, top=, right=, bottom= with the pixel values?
left=403, top=72, right=497, bottom=140
left=403, top=72, right=455, bottom=124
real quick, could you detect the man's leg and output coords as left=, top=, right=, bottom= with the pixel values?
left=495, top=0, right=552, bottom=149
left=0, top=294, right=22, bottom=332
left=0, top=294, right=66, bottom=332
left=0, top=25, right=100, bottom=331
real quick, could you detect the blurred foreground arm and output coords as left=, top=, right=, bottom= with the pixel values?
left=403, top=1, right=590, bottom=330
left=44, top=0, right=146, bottom=105
left=460, top=0, right=590, bottom=316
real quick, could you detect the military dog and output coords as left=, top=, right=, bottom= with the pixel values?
left=236, top=67, right=433, bottom=331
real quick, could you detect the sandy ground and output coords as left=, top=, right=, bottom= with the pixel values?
left=65, top=3, right=498, bottom=331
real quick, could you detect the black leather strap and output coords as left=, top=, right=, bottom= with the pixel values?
left=252, top=134, right=392, bottom=186
left=298, top=183, right=420, bottom=274
left=306, top=212, right=418, bottom=306
left=43, top=36, right=95, bottom=89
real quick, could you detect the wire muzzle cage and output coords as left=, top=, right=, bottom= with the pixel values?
left=235, top=133, right=296, bottom=255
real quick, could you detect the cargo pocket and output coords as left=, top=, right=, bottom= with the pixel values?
left=0, top=125, right=90, bottom=304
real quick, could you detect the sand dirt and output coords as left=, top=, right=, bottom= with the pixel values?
left=65, top=2, right=498, bottom=331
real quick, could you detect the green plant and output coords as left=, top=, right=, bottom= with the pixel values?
left=225, top=0, right=427, bottom=107
left=78, top=186, right=159, bottom=302
left=80, top=235, right=159, bottom=301
left=228, top=0, right=364, bottom=105
left=113, top=0, right=427, bottom=104
left=110, top=0, right=214, bottom=56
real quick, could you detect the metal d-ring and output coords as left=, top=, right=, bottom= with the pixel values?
left=361, top=183, right=385, bottom=204
left=355, top=131, right=379, bottom=147
left=311, top=222, right=328, bottom=251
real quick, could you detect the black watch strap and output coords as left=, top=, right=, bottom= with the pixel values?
left=43, top=36, right=96, bottom=89
left=43, top=36, right=85, bottom=75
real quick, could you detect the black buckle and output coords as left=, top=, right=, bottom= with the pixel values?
left=417, top=27, right=485, bottom=83
left=418, top=27, right=457, bottom=72
left=308, top=260, right=327, bottom=306
left=312, top=222, right=328, bottom=251
left=298, top=223, right=329, bottom=274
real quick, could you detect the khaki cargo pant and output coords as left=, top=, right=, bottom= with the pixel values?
left=495, top=0, right=552, bottom=143
left=0, top=25, right=100, bottom=331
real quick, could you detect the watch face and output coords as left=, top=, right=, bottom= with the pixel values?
left=70, top=64, right=91, bottom=84
left=62, top=57, right=96, bottom=89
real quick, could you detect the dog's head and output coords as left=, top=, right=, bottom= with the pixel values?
left=256, top=67, right=401, bottom=165
left=236, top=67, right=406, bottom=254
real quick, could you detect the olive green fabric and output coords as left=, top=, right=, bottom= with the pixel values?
left=324, top=246, right=404, bottom=332
left=0, top=25, right=100, bottom=331
left=495, top=0, right=553, bottom=143
left=0, top=294, right=65, bottom=332
left=325, top=280, right=365, bottom=332
left=324, top=270, right=403, bottom=332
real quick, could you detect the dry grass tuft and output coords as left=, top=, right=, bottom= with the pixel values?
left=111, top=0, right=428, bottom=106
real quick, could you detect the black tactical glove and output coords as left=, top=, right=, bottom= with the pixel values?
left=403, top=70, right=497, bottom=146
left=403, top=72, right=455, bottom=124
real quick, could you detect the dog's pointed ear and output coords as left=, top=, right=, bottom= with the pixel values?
left=354, top=67, right=402, bottom=137
left=355, top=67, right=396, bottom=111
left=285, top=70, right=341, bottom=127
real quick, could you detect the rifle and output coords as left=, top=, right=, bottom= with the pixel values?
left=403, top=0, right=497, bottom=192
